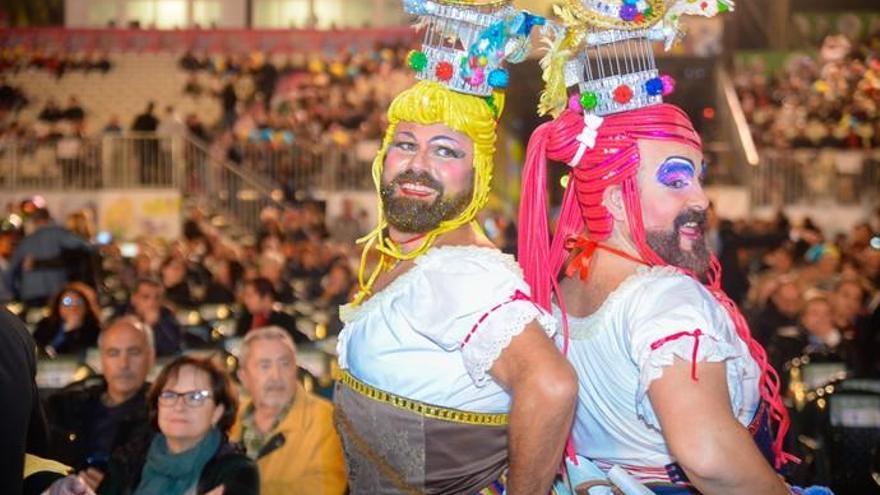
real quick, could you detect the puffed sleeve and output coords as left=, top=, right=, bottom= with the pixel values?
left=625, top=275, right=749, bottom=430
left=395, top=248, right=557, bottom=386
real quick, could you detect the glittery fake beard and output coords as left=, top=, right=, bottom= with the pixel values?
left=646, top=208, right=711, bottom=275
left=380, top=170, right=474, bottom=234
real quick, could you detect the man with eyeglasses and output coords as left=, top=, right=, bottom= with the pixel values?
left=230, top=326, right=346, bottom=495
left=45, top=317, right=155, bottom=492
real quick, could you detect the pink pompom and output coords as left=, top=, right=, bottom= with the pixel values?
left=568, top=94, right=583, bottom=113
left=660, top=74, right=676, bottom=96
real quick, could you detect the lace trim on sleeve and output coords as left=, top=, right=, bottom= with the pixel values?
left=461, top=292, right=558, bottom=387
left=635, top=330, right=746, bottom=431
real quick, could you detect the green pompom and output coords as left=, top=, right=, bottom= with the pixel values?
left=717, top=1, right=729, bottom=13
left=408, top=50, right=428, bottom=72
left=580, top=91, right=598, bottom=111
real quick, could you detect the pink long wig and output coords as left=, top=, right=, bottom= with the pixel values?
left=519, top=103, right=794, bottom=468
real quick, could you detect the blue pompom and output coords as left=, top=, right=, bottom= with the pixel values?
left=803, top=487, right=834, bottom=495
left=487, top=68, right=509, bottom=89
left=645, top=77, right=664, bottom=96
left=402, top=0, right=427, bottom=15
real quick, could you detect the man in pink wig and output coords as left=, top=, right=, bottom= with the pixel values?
left=518, top=1, right=802, bottom=493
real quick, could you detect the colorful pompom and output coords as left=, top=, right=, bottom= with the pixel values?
left=435, top=61, right=454, bottom=81
left=407, top=50, right=428, bottom=72
left=645, top=77, right=664, bottom=96
left=568, top=94, right=583, bottom=113
left=467, top=67, right=485, bottom=86
left=660, top=74, right=676, bottom=96
left=487, top=68, right=509, bottom=89
left=801, top=487, right=834, bottom=495
left=619, top=4, right=639, bottom=21
left=613, top=84, right=633, bottom=104
left=580, top=91, right=598, bottom=111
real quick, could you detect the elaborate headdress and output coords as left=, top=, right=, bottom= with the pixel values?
left=352, top=0, right=545, bottom=304
left=539, top=0, right=733, bottom=117
left=520, top=0, right=795, bottom=470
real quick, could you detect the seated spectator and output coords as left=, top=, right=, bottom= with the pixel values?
left=116, top=278, right=182, bottom=356
left=830, top=279, right=867, bottom=336
left=33, top=282, right=102, bottom=356
left=202, top=258, right=240, bottom=305
left=38, top=97, right=64, bottom=123
left=98, top=356, right=259, bottom=495
left=5, top=207, right=92, bottom=307
left=800, top=295, right=858, bottom=364
left=767, top=295, right=844, bottom=379
left=800, top=243, right=842, bottom=292
left=751, top=278, right=803, bottom=346
left=62, top=95, right=85, bottom=122
left=102, top=115, right=123, bottom=135
left=160, top=256, right=197, bottom=308
left=230, top=327, right=346, bottom=495
left=327, top=199, right=363, bottom=245
left=185, top=113, right=209, bottom=143
left=315, top=262, right=354, bottom=335
left=235, top=277, right=306, bottom=343
left=46, top=317, right=155, bottom=491
left=258, top=251, right=295, bottom=304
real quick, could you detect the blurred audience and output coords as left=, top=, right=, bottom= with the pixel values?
left=33, top=282, right=102, bottom=356
left=5, top=207, right=93, bottom=307
left=98, top=355, right=258, bottom=495
left=116, top=278, right=182, bottom=356
left=236, top=277, right=305, bottom=343
left=45, top=317, right=155, bottom=491
left=735, top=31, right=880, bottom=149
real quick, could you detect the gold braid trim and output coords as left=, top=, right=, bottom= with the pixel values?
left=557, top=0, right=668, bottom=31
left=436, top=0, right=510, bottom=6
left=339, top=370, right=509, bottom=426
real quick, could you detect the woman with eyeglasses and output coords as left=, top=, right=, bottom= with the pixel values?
left=98, top=355, right=259, bottom=495
left=33, top=282, right=102, bottom=356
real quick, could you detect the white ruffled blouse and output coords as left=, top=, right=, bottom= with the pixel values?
left=556, top=266, right=761, bottom=473
left=338, top=246, right=556, bottom=413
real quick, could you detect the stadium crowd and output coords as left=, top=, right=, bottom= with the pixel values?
left=1, top=196, right=364, bottom=494
left=1, top=192, right=878, bottom=491
left=735, top=30, right=880, bottom=149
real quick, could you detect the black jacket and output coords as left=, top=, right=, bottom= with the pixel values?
left=0, top=308, right=61, bottom=495
left=45, top=376, right=151, bottom=471
left=114, top=304, right=182, bottom=356
left=235, top=309, right=308, bottom=344
left=33, top=316, right=101, bottom=356
left=98, top=433, right=259, bottom=495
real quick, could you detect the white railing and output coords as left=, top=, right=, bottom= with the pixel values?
left=0, top=133, right=287, bottom=232
left=0, top=134, right=375, bottom=193
left=0, top=133, right=183, bottom=190
left=749, top=148, right=880, bottom=207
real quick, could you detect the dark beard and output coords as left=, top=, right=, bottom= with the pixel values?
left=380, top=170, right=474, bottom=233
left=646, top=208, right=711, bottom=275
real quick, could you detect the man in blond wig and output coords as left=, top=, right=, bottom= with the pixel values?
left=333, top=1, right=575, bottom=494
